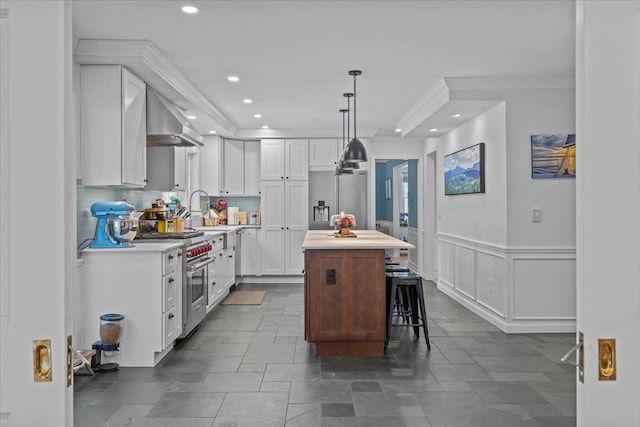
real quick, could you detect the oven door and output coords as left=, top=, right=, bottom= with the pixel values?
left=183, top=256, right=215, bottom=337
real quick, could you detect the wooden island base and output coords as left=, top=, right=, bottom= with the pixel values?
left=302, top=230, right=414, bottom=357
left=315, top=341, right=384, bottom=357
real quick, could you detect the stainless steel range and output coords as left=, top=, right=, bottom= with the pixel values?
left=135, top=231, right=215, bottom=337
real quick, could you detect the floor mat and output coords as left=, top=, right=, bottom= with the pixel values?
left=221, top=290, right=266, bottom=305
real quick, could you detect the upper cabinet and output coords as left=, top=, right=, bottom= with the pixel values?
left=80, top=65, right=147, bottom=187
left=261, top=139, right=309, bottom=181
left=146, top=146, right=188, bottom=192
left=200, top=136, right=224, bottom=196
left=200, top=137, right=261, bottom=196
left=309, top=139, right=340, bottom=171
left=223, top=139, right=245, bottom=195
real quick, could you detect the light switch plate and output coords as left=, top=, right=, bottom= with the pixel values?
left=532, top=208, right=543, bottom=222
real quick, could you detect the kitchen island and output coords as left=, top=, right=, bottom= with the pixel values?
left=302, top=230, right=414, bottom=356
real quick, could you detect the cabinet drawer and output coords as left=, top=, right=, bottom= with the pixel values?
left=163, top=272, right=178, bottom=313
left=163, top=249, right=180, bottom=275
left=162, top=308, right=179, bottom=349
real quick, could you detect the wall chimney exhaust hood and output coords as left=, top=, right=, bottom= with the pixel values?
left=146, top=87, right=204, bottom=147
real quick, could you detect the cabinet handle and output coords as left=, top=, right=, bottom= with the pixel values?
left=281, top=176, right=284, bottom=179
left=144, top=179, right=148, bottom=183
left=168, top=255, right=174, bottom=260
left=168, top=313, right=174, bottom=319
left=286, top=227, right=289, bottom=230
left=281, top=227, right=284, bottom=230
left=175, top=184, right=180, bottom=187
left=228, top=255, right=233, bottom=258
left=286, top=176, right=289, bottom=179
left=168, top=278, right=175, bottom=283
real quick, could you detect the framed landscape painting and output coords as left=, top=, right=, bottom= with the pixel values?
left=444, top=143, right=485, bottom=195
left=530, top=134, right=576, bottom=179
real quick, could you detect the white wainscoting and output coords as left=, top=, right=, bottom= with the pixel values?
left=436, top=233, right=576, bottom=333
left=407, top=227, right=419, bottom=271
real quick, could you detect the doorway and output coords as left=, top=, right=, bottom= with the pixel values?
left=372, top=157, right=421, bottom=273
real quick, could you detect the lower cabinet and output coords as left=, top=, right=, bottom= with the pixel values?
left=260, top=180, right=308, bottom=275
left=80, top=246, right=183, bottom=367
left=240, top=227, right=261, bottom=275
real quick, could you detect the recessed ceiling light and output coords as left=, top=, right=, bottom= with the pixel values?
left=451, top=113, right=461, bottom=118
left=187, top=115, right=196, bottom=120
left=395, top=128, right=402, bottom=133
left=209, top=130, right=217, bottom=134
left=243, top=99, right=253, bottom=104
left=181, top=5, right=199, bottom=14
left=262, top=125, right=269, bottom=129
left=429, top=128, right=438, bottom=133
left=227, top=76, right=239, bottom=82
left=253, top=114, right=262, bottom=118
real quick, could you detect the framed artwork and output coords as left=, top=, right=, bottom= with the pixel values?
left=444, top=143, right=485, bottom=196
left=530, top=134, right=576, bottom=179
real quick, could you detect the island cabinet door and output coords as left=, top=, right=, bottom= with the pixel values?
left=306, top=249, right=386, bottom=341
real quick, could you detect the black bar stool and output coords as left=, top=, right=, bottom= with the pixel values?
left=385, top=271, right=430, bottom=351
left=385, top=265, right=409, bottom=274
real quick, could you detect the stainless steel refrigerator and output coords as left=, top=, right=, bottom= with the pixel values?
left=309, top=170, right=368, bottom=230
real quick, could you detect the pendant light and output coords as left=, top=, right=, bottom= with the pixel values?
left=343, top=70, right=368, bottom=163
left=335, top=108, right=353, bottom=175
left=340, top=92, right=359, bottom=172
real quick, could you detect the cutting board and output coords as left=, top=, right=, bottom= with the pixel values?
left=238, top=211, right=247, bottom=225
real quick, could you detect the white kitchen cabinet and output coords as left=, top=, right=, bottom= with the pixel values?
left=222, top=230, right=236, bottom=288
left=261, top=139, right=309, bottom=181
left=223, top=139, right=245, bottom=195
left=80, top=65, right=147, bottom=187
left=146, top=146, right=188, bottom=192
left=309, top=139, right=341, bottom=171
left=200, top=135, right=225, bottom=196
left=205, top=233, right=226, bottom=312
left=259, top=180, right=308, bottom=275
left=240, top=228, right=261, bottom=275
left=244, top=140, right=261, bottom=196
left=79, top=245, right=183, bottom=367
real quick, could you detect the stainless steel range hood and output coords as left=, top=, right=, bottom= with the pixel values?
left=146, top=87, right=204, bottom=147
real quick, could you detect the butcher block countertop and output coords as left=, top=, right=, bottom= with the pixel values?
left=302, top=230, right=414, bottom=250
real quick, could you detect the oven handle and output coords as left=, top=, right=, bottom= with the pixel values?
left=186, top=256, right=215, bottom=272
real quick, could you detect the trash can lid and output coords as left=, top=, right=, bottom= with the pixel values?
left=100, top=313, right=124, bottom=321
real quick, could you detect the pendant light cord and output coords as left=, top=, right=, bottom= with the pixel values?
left=347, top=95, right=351, bottom=147
left=352, top=73, right=357, bottom=140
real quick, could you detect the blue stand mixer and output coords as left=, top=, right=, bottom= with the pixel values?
left=90, top=201, right=138, bottom=248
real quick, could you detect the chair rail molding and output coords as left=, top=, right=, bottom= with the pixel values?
left=436, top=233, right=576, bottom=333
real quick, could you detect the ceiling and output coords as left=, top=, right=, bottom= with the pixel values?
left=72, top=0, right=575, bottom=139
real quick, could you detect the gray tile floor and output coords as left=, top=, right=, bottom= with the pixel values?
left=74, top=281, right=576, bottom=427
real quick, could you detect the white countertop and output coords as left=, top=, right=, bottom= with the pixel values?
left=195, top=225, right=261, bottom=233
left=80, top=241, right=184, bottom=253
left=302, top=230, right=414, bottom=250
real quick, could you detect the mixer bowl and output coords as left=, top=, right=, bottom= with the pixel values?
left=107, top=218, right=139, bottom=245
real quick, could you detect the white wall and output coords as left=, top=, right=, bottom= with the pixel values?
left=576, top=1, right=640, bottom=425
left=438, top=103, right=508, bottom=246
left=504, top=88, right=576, bottom=248
left=435, top=83, right=576, bottom=332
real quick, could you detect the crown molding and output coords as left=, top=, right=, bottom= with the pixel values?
left=397, top=75, right=574, bottom=138
left=74, top=39, right=237, bottom=136
left=234, top=128, right=378, bottom=139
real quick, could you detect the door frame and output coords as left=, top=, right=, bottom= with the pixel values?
left=369, top=155, right=423, bottom=276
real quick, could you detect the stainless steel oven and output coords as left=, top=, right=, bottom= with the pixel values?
left=182, top=235, right=215, bottom=337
